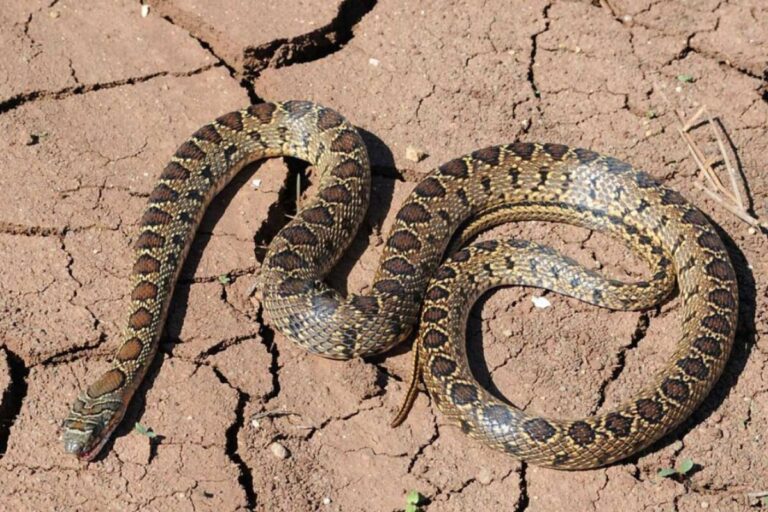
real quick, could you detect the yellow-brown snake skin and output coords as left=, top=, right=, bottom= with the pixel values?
left=62, top=101, right=737, bottom=469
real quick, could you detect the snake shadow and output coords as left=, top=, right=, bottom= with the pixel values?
left=462, top=221, right=756, bottom=470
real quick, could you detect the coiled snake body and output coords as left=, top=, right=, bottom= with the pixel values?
left=63, top=101, right=737, bottom=469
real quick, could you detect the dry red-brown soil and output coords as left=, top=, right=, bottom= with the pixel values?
left=1, top=1, right=767, bottom=511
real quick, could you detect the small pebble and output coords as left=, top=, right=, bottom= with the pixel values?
left=269, top=441, right=290, bottom=459
left=477, top=467, right=493, bottom=485
left=141, top=4, right=150, bottom=17
left=405, top=145, right=427, bottom=163
left=622, top=14, right=633, bottom=23
left=531, top=296, right=551, bottom=309
left=521, top=119, right=531, bottom=129
left=251, top=178, right=262, bottom=189
left=748, top=227, right=756, bottom=235
left=368, top=57, right=380, bottom=67
left=322, top=497, right=332, bottom=505
left=49, top=10, right=60, bottom=18
left=701, top=502, right=709, bottom=509
left=251, top=418, right=261, bottom=429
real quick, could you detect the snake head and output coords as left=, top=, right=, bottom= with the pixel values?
left=62, top=391, right=126, bottom=461
left=62, top=369, right=130, bottom=460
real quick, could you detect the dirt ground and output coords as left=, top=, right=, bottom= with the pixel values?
left=1, top=0, right=766, bottom=510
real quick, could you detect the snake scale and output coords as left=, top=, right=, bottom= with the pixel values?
left=62, top=101, right=737, bottom=469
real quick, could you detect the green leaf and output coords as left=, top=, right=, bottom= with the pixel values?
left=134, top=422, right=158, bottom=439
left=657, top=467, right=678, bottom=478
left=405, top=505, right=418, bottom=512
left=677, top=74, right=695, bottom=83
left=677, top=458, right=694, bottom=474
left=406, top=490, right=422, bottom=505
left=218, top=274, right=231, bottom=285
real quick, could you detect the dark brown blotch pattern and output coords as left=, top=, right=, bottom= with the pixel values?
left=216, top=111, right=244, bottom=131
left=397, top=203, right=432, bottom=224
left=661, top=378, right=690, bottom=403
left=422, top=328, right=448, bottom=348
left=693, top=336, right=722, bottom=357
left=116, top=338, right=144, bottom=362
left=149, top=184, right=179, bottom=203
left=382, top=256, right=416, bottom=275
left=450, top=382, right=479, bottom=405
left=129, top=307, right=153, bottom=330
left=523, top=418, right=556, bottom=442
left=320, top=184, right=352, bottom=203
left=135, top=231, right=165, bottom=250
left=332, top=159, right=364, bottom=179
left=677, top=357, right=709, bottom=380
left=543, top=143, right=568, bottom=160
left=472, top=146, right=501, bottom=166
left=568, top=421, right=596, bottom=446
left=317, top=108, right=345, bottom=130
left=174, top=140, right=205, bottom=160
left=131, top=281, right=158, bottom=301
left=331, top=130, right=361, bottom=153
left=430, top=355, right=457, bottom=378
left=508, top=142, right=535, bottom=160
left=604, top=412, right=632, bottom=437
left=193, top=124, right=223, bottom=144
left=422, top=306, right=448, bottom=322
left=87, top=369, right=126, bottom=397
left=281, top=225, right=319, bottom=245
left=635, top=398, right=664, bottom=424
left=387, top=230, right=422, bottom=252
left=133, top=255, right=161, bottom=274
left=248, top=102, right=276, bottom=123
left=414, top=177, right=446, bottom=198
left=702, top=313, right=731, bottom=334
left=302, top=206, right=334, bottom=226
left=141, top=207, right=173, bottom=226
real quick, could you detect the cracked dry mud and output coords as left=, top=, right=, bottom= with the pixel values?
left=0, top=0, right=766, bottom=510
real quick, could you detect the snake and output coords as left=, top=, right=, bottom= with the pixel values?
left=62, top=100, right=737, bottom=469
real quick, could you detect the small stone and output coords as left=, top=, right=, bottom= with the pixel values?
left=49, top=10, right=60, bottom=18
left=322, top=497, right=332, bottom=505
left=477, top=467, right=493, bottom=485
left=269, top=441, right=290, bottom=459
left=521, top=119, right=530, bottom=129
left=748, top=227, right=756, bottom=235
left=701, top=502, right=709, bottom=509
left=251, top=418, right=260, bottom=429
left=140, top=4, right=150, bottom=17
left=251, top=178, right=262, bottom=189
left=368, top=57, right=380, bottom=67
left=531, top=296, right=551, bottom=309
left=622, top=14, right=633, bottom=23
left=405, top=145, right=427, bottom=163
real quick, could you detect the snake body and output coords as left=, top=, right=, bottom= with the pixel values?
left=62, top=101, right=737, bottom=469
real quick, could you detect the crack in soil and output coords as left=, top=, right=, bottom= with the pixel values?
left=515, top=462, right=530, bottom=512
left=0, top=64, right=218, bottom=116
left=590, top=311, right=652, bottom=414
left=0, top=348, right=30, bottom=458
left=242, top=0, right=378, bottom=79
left=526, top=2, right=552, bottom=102
left=211, top=367, right=257, bottom=508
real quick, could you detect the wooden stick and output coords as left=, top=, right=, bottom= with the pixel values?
left=682, top=105, right=707, bottom=132
left=693, top=182, right=765, bottom=229
left=706, top=112, right=744, bottom=210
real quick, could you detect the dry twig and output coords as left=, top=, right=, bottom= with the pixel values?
left=655, top=86, right=765, bottom=231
